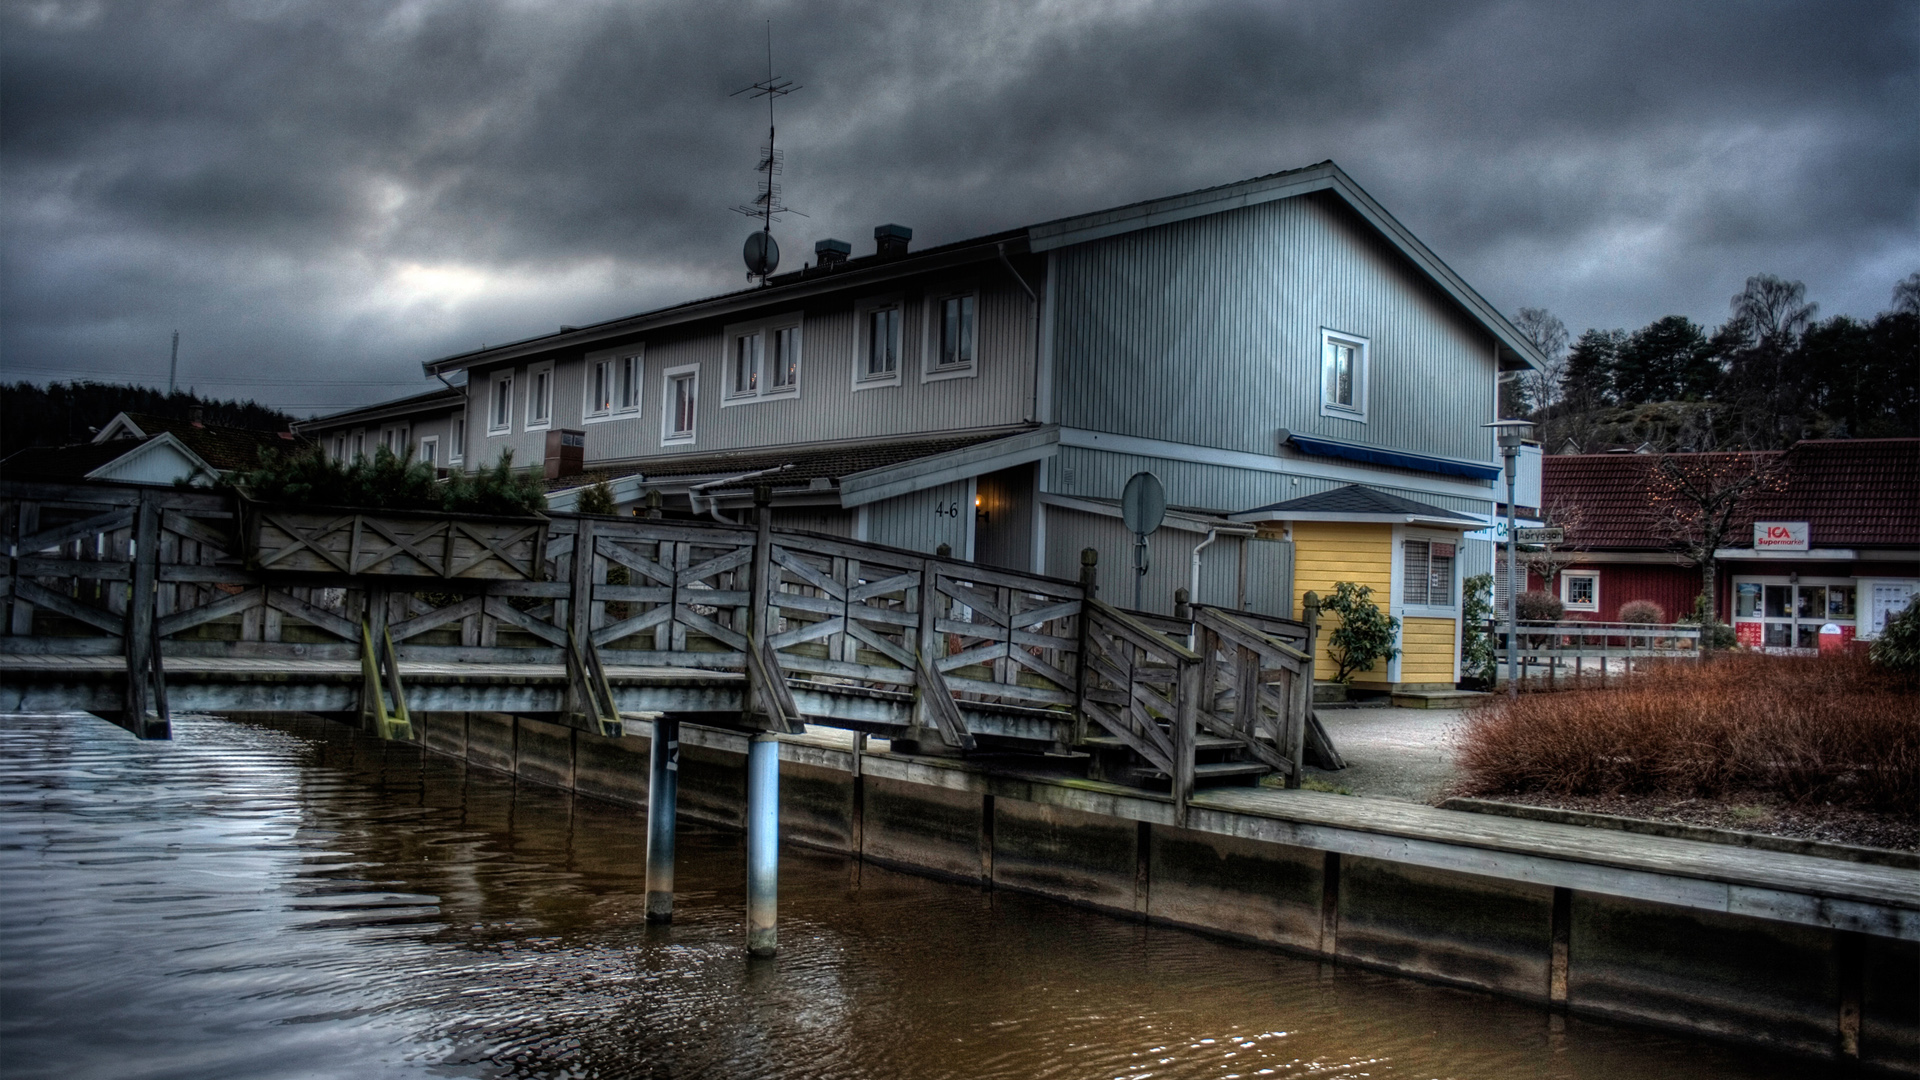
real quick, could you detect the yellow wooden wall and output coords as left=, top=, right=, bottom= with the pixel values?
left=1400, top=616, right=1458, bottom=686
left=1278, top=521, right=1393, bottom=685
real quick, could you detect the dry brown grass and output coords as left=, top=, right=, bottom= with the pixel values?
left=1455, top=652, right=1920, bottom=813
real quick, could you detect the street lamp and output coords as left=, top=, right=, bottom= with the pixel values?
left=1484, top=419, right=1535, bottom=698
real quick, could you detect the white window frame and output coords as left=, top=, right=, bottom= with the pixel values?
left=488, top=372, right=514, bottom=436
left=331, top=434, right=347, bottom=461
left=417, top=436, right=438, bottom=467
left=853, top=296, right=904, bottom=390
left=722, top=314, right=803, bottom=406
left=583, top=350, right=643, bottom=424
left=1398, top=532, right=1460, bottom=617
left=524, top=361, right=554, bottom=431
left=448, top=414, right=464, bottom=464
left=381, top=425, right=409, bottom=456
left=662, top=363, right=699, bottom=445
left=922, top=288, right=979, bottom=383
left=352, top=429, right=367, bottom=459
left=1561, top=570, right=1600, bottom=613
left=1319, top=327, right=1369, bottom=422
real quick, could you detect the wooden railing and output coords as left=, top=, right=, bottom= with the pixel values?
left=2, top=480, right=1319, bottom=816
left=1492, top=619, right=1703, bottom=688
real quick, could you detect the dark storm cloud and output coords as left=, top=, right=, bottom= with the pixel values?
left=3, top=0, right=1913, bottom=415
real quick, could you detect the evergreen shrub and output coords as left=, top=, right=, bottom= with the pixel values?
left=1320, top=581, right=1400, bottom=683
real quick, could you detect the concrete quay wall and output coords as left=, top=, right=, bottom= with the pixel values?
left=403, top=711, right=1919, bottom=1073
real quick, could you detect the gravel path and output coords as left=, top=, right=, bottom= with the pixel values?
left=1300, top=705, right=1468, bottom=803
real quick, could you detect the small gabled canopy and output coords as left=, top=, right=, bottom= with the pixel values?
left=1233, top=484, right=1481, bottom=530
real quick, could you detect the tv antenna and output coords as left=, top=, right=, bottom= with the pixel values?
left=731, top=23, right=803, bottom=283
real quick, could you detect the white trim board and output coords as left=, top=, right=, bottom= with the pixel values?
left=1057, top=427, right=1496, bottom=504
left=839, top=427, right=1061, bottom=508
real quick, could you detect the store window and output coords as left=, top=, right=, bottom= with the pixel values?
left=1736, top=578, right=1856, bottom=651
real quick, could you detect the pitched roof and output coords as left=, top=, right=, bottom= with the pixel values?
left=546, top=429, right=1028, bottom=493
left=0, top=442, right=138, bottom=483
left=290, top=387, right=466, bottom=432
left=1541, top=439, right=1919, bottom=550
left=424, top=160, right=1545, bottom=377
left=1235, top=483, right=1480, bottom=524
left=112, top=412, right=302, bottom=471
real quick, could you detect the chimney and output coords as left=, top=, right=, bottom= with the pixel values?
left=814, top=238, right=851, bottom=268
left=187, top=405, right=204, bottom=425
left=873, top=223, right=912, bottom=259
left=545, top=428, right=585, bottom=480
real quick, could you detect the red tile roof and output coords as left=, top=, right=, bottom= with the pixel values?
left=1543, top=439, right=1919, bottom=551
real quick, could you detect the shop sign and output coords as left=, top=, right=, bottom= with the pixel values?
left=1753, top=521, right=1809, bottom=551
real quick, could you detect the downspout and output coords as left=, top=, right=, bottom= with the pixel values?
left=1000, top=242, right=1043, bottom=427
left=1188, top=528, right=1220, bottom=648
left=688, top=463, right=796, bottom=525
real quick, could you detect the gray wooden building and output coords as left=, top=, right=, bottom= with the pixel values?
left=335, top=162, right=1545, bottom=685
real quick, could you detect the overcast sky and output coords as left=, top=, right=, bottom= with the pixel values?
left=3, top=0, right=1914, bottom=417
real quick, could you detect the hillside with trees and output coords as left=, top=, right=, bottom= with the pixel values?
left=1511, top=272, right=1919, bottom=453
left=0, top=382, right=296, bottom=458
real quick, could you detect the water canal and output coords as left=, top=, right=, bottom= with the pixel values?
left=1, top=714, right=1831, bottom=1079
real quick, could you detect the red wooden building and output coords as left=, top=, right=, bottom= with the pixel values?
left=1531, top=439, right=1918, bottom=650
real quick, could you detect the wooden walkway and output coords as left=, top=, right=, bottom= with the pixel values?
left=2, top=479, right=1327, bottom=822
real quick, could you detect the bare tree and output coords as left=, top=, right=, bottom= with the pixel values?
left=1519, top=499, right=1587, bottom=596
left=1512, top=307, right=1570, bottom=415
left=1646, top=453, right=1787, bottom=649
left=1719, top=275, right=1818, bottom=447
left=1893, top=271, right=1920, bottom=316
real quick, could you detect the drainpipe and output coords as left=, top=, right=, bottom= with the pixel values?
left=688, top=463, right=796, bottom=524
left=1189, top=528, right=1219, bottom=647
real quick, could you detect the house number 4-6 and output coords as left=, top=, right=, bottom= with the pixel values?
left=934, top=501, right=962, bottom=519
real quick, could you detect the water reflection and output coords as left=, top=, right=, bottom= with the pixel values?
left=1, top=714, right=1828, bottom=1079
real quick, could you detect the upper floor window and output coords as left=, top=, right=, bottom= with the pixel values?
left=489, top=372, right=514, bottom=435
left=586, top=352, right=641, bottom=422
left=1402, top=537, right=1456, bottom=610
left=939, top=294, right=974, bottom=364
left=723, top=315, right=802, bottom=405
left=855, top=298, right=903, bottom=390
left=418, top=436, right=438, bottom=467
left=1320, top=328, right=1369, bottom=422
left=663, top=364, right=699, bottom=445
left=525, top=362, right=554, bottom=430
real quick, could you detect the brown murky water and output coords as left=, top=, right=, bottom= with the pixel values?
left=1, top=713, right=1831, bottom=1079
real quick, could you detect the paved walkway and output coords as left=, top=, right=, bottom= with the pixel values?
left=1304, top=705, right=1468, bottom=803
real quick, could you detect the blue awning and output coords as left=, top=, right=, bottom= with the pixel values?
left=1287, top=433, right=1501, bottom=481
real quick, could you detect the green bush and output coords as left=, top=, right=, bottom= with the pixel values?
left=1320, top=581, right=1400, bottom=683
left=1680, top=592, right=1738, bottom=650
left=1869, top=599, right=1920, bottom=678
left=1460, top=572, right=1497, bottom=685
left=574, top=475, right=617, bottom=516
left=229, top=445, right=545, bottom=516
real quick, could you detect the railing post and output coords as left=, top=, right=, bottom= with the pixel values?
left=1287, top=592, right=1320, bottom=789
left=643, top=488, right=663, bottom=520
left=566, top=518, right=596, bottom=721
left=1080, top=547, right=1098, bottom=598
left=745, top=485, right=774, bottom=729
left=646, top=717, right=679, bottom=923
left=1172, top=655, right=1201, bottom=828
left=122, top=491, right=163, bottom=738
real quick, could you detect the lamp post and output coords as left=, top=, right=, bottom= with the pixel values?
left=1485, top=419, right=1535, bottom=698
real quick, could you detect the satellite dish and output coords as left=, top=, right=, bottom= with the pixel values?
left=1121, top=472, right=1166, bottom=536
left=743, top=230, right=780, bottom=278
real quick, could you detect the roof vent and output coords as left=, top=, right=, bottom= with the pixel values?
left=815, top=238, right=851, bottom=267
left=873, top=223, right=912, bottom=259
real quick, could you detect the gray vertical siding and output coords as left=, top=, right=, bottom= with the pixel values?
left=867, top=479, right=974, bottom=556
left=475, top=269, right=1046, bottom=469
left=1050, top=192, right=1498, bottom=465
left=1041, top=506, right=1253, bottom=616
left=1243, top=537, right=1295, bottom=619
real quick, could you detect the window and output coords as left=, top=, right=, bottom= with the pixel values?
left=1562, top=571, right=1599, bottom=612
left=1320, top=328, right=1369, bottom=421
left=722, top=317, right=800, bottom=405
left=1402, top=538, right=1456, bottom=609
left=332, top=434, right=346, bottom=461
left=731, top=331, right=762, bottom=396
left=662, top=364, right=699, bottom=444
left=525, top=363, right=553, bottom=430
left=382, top=425, right=408, bottom=455
left=352, top=430, right=366, bottom=460
left=489, top=372, right=514, bottom=435
left=771, top=326, right=799, bottom=389
left=418, top=437, right=438, bottom=467
left=449, top=414, right=464, bottom=463
left=586, top=353, right=642, bottom=421
left=855, top=299, right=903, bottom=389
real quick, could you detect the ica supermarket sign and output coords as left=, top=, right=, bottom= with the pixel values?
left=1753, top=521, right=1810, bottom=552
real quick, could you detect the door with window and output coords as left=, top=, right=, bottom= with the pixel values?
left=1732, top=577, right=1855, bottom=651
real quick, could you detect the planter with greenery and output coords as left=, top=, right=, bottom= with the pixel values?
left=230, top=446, right=551, bottom=580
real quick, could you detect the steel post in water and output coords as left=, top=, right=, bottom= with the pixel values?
left=746, top=733, right=779, bottom=957
left=645, top=718, right=679, bottom=923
